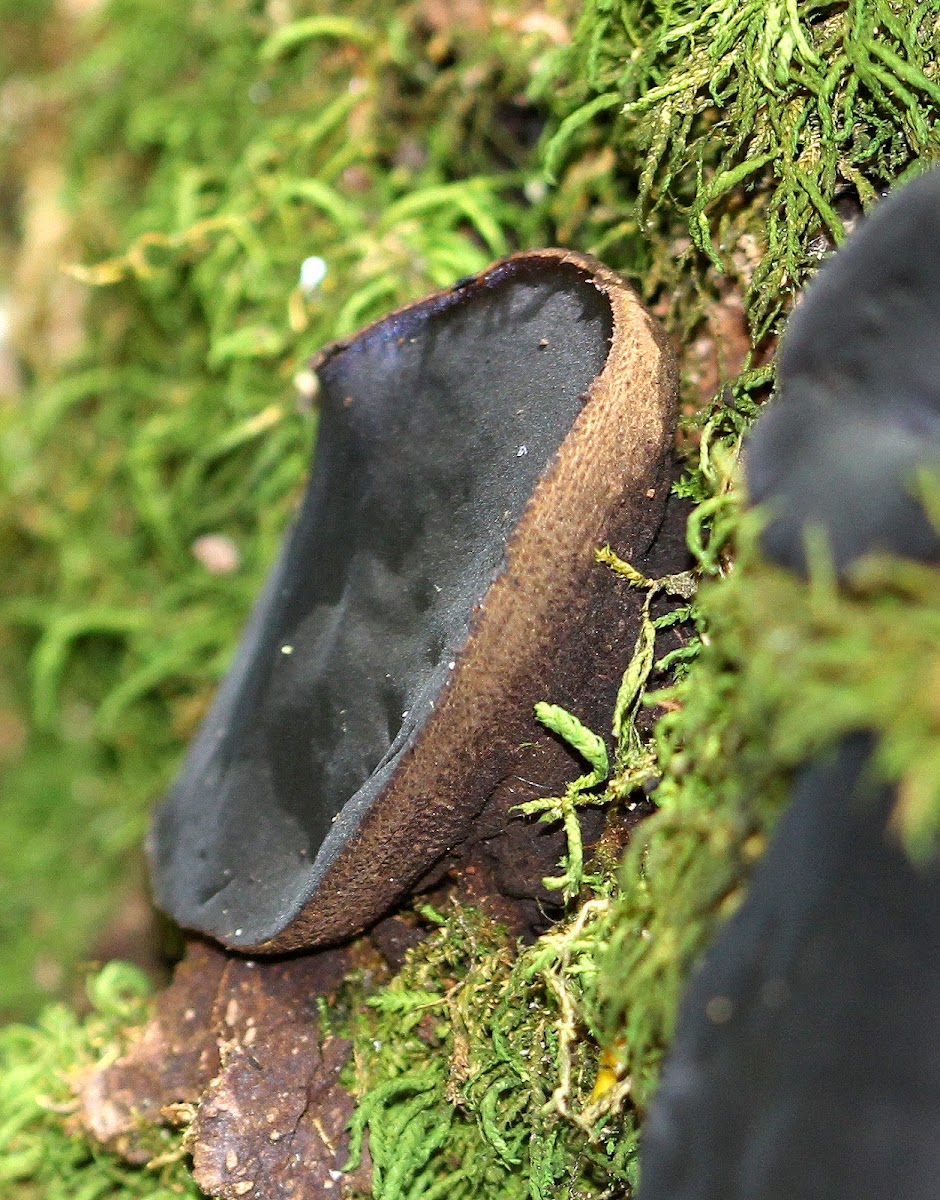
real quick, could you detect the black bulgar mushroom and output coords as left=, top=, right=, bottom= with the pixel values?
left=636, top=170, right=940, bottom=1200
left=149, top=248, right=683, bottom=954
left=746, top=167, right=940, bottom=573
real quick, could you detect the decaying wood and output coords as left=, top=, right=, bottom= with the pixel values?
left=79, top=938, right=372, bottom=1199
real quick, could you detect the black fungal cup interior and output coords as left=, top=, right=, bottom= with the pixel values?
left=149, top=256, right=613, bottom=948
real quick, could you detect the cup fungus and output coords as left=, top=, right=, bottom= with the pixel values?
left=149, top=249, right=680, bottom=954
left=636, top=171, right=940, bottom=1200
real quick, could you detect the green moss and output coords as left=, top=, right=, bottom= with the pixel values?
left=540, top=0, right=940, bottom=340
left=342, top=900, right=639, bottom=1200
left=0, top=723, right=156, bottom=1021
left=597, top=494, right=940, bottom=1108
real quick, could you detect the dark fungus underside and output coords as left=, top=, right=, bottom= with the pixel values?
left=150, top=257, right=613, bottom=948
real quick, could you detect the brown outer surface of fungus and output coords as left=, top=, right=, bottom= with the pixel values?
left=253, top=249, right=679, bottom=954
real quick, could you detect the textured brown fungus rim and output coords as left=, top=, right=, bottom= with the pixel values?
left=248, top=248, right=678, bottom=953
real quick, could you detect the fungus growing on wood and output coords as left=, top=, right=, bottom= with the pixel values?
left=149, top=249, right=682, bottom=954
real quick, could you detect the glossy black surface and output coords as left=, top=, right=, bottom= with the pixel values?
left=149, top=257, right=613, bottom=947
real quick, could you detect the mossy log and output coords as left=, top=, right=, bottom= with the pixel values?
left=1, top=2, right=939, bottom=1198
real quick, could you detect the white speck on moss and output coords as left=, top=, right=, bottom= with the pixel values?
left=299, top=256, right=327, bottom=294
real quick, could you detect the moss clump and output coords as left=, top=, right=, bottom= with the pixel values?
left=541, top=0, right=940, bottom=341
left=596, top=479, right=940, bottom=1110
left=342, top=900, right=639, bottom=1200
